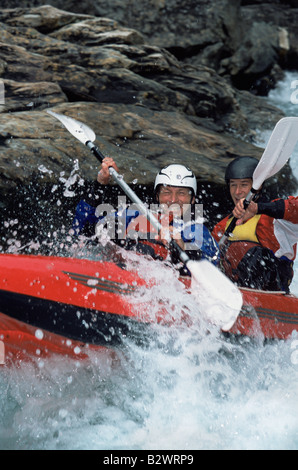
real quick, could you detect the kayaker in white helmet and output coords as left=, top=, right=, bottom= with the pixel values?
left=212, top=156, right=298, bottom=292
left=73, top=157, right=219, bottom=268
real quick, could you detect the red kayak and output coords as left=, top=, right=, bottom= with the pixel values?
left=229, top=287, right=298, bottom=339
left=0, top=253, right=297, bottom=364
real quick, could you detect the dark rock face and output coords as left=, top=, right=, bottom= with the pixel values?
left=0, top=2, right=296, bottom=244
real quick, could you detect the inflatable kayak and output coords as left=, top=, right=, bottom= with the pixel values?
left=0, top=252, right=297, bottom=364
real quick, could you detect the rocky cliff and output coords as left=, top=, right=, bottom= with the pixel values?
left=0, top=1, right=297, bottom=245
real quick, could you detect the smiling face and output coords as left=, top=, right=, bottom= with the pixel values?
left=229, top=178, right=253, bottom=205
left=157, top=185, right=195, bottom=216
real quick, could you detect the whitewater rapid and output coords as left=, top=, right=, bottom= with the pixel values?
left=0, top=72, right=298, bottom=451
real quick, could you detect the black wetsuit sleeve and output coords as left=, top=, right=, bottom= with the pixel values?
left=257, top=199, right=285, bottom=219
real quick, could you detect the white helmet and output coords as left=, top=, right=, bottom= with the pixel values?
left=154, top=164, right=197, bottom=195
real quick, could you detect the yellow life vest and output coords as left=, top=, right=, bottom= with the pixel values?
left=225, top=214, right=261, bottom=243
left=221, top=215, right=262, bottom=283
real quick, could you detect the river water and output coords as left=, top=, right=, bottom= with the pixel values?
left=1, top=72, right=298, bottom=451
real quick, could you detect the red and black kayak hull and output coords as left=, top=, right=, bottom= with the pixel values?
left=0, top=253, right=297, bottom=363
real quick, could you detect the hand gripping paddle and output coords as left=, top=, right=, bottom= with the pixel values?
left=47, top=109, right=243, bottom=331
left=219, top=117, right=298, bottom=247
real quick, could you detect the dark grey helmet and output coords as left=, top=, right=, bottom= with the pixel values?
left=225, top=157, right=259, bottom=183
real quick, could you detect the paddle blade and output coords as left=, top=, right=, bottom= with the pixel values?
left=47, top=110, right=96, bottom=145
left=187, top=260, right=243, bottom=331
left=253, top=116, right=298, bottom=190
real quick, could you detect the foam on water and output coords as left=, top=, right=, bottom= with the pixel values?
left=1, top=72, right=298, bottom=450
left=1, top=246, right=298, bottom=451
left=1, top=323, right=298, bottom=450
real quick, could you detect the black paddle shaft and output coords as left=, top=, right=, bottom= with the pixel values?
left=222, top=189, right=260, bottom=241
left=86, top=141, right=105, bottom=162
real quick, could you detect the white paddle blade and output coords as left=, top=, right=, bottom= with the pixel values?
left=187, top=260, right=243, bottom=331
left=253, top=117, right=298, bottom=190
left=47, top=110, right=96, bottom=145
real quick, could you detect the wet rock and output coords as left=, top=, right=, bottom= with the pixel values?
left=21, top=0, right=294, bottom=92
left=241, top=1, right=298, bottom=71
left=50, top=17, right=145, bottom=46
left=0, top=4, right=92, bottom=33
left=0, top=80, right=67, bottom=113
left=0, top=3, right=295, bottom=230
left=220, top=21, right=283, bottom=93
left=0, top=102, right=264, bottom=192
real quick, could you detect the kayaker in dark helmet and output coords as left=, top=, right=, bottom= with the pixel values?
left=212, top=156, right=298, bottom=292
left=73, top=157, right=219, bottom=268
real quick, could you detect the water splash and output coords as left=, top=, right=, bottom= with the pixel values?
left=1, top=73, right=298, bottom=450
left=1, top=325, right=298, bottom=450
